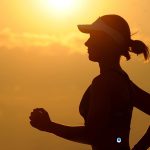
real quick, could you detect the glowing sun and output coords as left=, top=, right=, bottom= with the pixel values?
left=44, top=0, right=76, bottom=14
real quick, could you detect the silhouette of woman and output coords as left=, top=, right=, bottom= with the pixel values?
left=29, top=14, right=150, bottom=150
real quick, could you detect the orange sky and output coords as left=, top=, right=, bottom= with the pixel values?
left=0, top=0, right=150, bottom=150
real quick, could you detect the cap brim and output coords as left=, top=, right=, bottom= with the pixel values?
left=77, top=25, right=93, bottom=33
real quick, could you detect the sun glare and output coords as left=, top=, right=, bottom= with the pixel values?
left=50, top=0, right=74, bottom=11
left=41, top=0, right=77, bottom=15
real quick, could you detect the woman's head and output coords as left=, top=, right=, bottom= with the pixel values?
left=84, top=30, right=120, bottom=61
left=78, top=14, right=149, bottom=62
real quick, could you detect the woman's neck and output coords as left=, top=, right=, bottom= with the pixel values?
left=98, top=57, right=123, bottom=74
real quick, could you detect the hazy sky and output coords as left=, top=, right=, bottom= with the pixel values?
left=0, top=0, right=150, bottom=150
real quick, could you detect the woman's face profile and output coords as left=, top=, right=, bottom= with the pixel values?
left=85, top=31, right=116, bottom=62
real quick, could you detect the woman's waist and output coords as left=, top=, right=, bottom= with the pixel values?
left=91, top=134, right=130, bottom=150
left=89, top=127, right=130, bottom=150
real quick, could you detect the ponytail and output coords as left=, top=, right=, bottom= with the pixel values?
left=129, top=40, right=150, bottom=60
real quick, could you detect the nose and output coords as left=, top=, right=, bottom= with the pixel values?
left=84, top=38, right=90, bottom=47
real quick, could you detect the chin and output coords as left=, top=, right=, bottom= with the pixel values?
left=88, top=55, right=100, bottom=62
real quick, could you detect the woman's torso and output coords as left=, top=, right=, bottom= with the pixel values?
left=79, top=70, right=133, bottom=150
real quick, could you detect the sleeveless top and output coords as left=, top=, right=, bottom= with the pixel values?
left=79, top=69, right=133, bottom=149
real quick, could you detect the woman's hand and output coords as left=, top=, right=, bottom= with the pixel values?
left=29, top=108, right=52, bottom=132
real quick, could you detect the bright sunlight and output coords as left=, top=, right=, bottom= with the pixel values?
left=40, top=0, right=78, bottom=15
left=50, top=0, right=75, bottom=11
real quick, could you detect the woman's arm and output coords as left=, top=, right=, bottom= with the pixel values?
left=130, top=81, right=150, bottom=149
left=29, top=75, right=115, bottom=146
left=46, top=122, right=90, bottom=144
left=132, top=126, right=150, bottom=150
left=29, top=76, right=111, bottom=145
left=29, top=108, right=91, bottom=145
left=131, top=81, right=150, bottom=115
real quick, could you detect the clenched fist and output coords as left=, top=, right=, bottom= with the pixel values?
left=29, top=108, right=52, bottom=132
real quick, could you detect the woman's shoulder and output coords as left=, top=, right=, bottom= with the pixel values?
left=91, top=70, right=130, bottom=94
